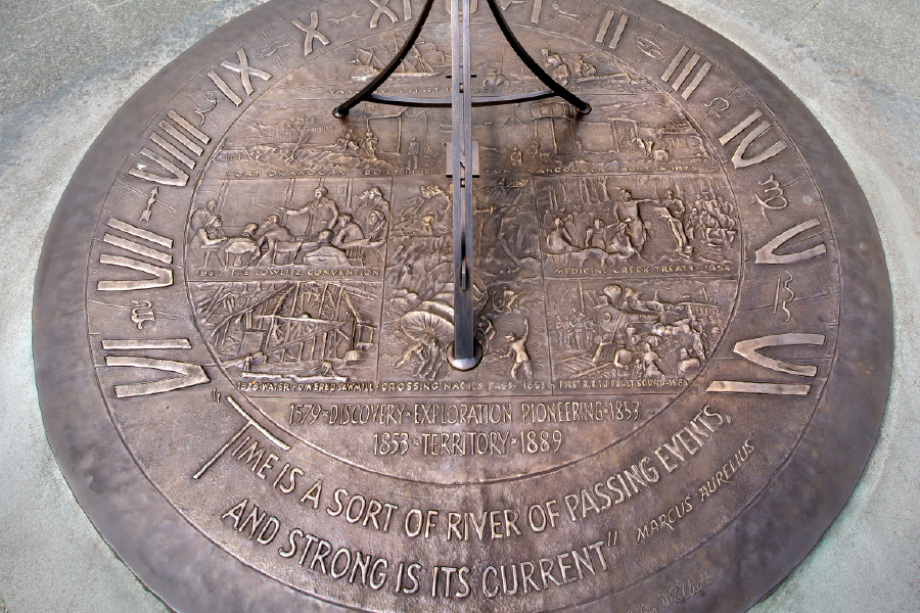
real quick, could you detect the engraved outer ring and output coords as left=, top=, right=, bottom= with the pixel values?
left=33, top=0, right=892, bottom=611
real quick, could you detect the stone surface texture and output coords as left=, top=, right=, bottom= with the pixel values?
left=0, top=0, right=918, bottom=611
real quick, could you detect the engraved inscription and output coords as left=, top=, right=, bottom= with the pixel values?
left=97, top=219, right=174, bottom=291
left=707, top=333, right=826, bottom=396
left=367, top=0, right=400, bottom=28
left=101, top=339, right=210, bottom=397
left=718, top=110, right=789, bottom=169
left=755, top=218, right=828, bottom=265
left=51, top=2, right=884, bottom=612
left=129, top=110, right=210, bottom=186
left=595, top=10, right=629, bottom=50
left=660, top=45, right=712, bottom=100
left=733, top=332, right=825, bottom=377
left=222, top=48, right=274, bottom=96
left=293, top=12, right=330, bottom=56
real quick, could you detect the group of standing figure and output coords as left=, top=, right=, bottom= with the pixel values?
left=591, top=284, right=713, bottom=381
left=545, top=187, right=738, bottom=264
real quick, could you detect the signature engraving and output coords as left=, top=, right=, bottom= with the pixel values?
left=656, top=570, right=714, bottom=608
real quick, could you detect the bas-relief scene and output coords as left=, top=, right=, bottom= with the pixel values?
left=184, top=18, right=739, bottom=393
left=210, top=21, right=719, bottom=178
left=36, top=0, right=885, bottom=609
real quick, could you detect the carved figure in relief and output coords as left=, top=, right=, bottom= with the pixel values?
left=532, top=139, right=547, bottom=161
left=283, top=185, right=340, bottom=238
left=346, top=186, right=390, bottom=247
left=695, top=191, right=737, bottom=249
left=548, top=281, right=725, bottom=382
left=510, top=145, right=523, bottom=167
left=546, top=216, right=580, bottom=254
left=400, top=184, right=451, bottom=232
left=632, top=136, right=657, bottom=158
left=491, top=286, right=521, bottom=314
left=191, top=200, right=219, bottom=235
left=685, top=201, right=700, bottom=240
left=396, top=301, right=455, bottom=380
left=504, top=318, right=533, bottom=380
left=688, top=318, right=709, bottom=359
left=362, top=130, right=380, bottom=159
left=406, top=137, right=420, bottom=171
left=193, top=215, right=228, bottom=248
left=294, top=360, right=347, bottom=382
left=340, top=129, right=361, bottom=154
left=572, top=54, right=596, bottom=78
left=483, top=68, right=506, bottom=87
left=221, top=224, right=260, bottom=267
left=192, top=214, right=229, bottom=267
left=589, top=218, right=635, bottom=256
left=606, top=221, right=638, bottom=260
left=641, top=342, right=665, bottom=379
left=254, top=215, right=296, bottom=265
left=616, top=190, right=647, bottom=251
left=364, top=208, right=389, bottom=246
left=650, top=316, right=708, bottom=360
left=331, top=214, right=366, bottom=248
left=541, top=49, right=571, bottom=86
left=619, top=286, right=665, bottom=316
left=612, top=332, right=633, bottom=373
left=677, top=347, right=701, bottom=377
left=584, top=217, right=612, bottom=251
left=661, top=190, right=692, bottom=257
left=478, top=315, right=498, bottom=354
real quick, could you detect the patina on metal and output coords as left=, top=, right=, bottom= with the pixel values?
left=33, top=0, right=892, bottom=611
left=335, top=0, right=591, bottom=366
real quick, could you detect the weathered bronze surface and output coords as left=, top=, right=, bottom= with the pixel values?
left=33, top=0, right=892, bottom=611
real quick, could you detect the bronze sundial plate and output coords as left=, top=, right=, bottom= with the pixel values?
left=34, top=0, right=891, bottom=611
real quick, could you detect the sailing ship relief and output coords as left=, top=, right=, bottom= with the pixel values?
left=351, top=37, right=446, bottom=82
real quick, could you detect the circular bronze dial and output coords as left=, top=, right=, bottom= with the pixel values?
left=34, top=0, right=891, bottom=611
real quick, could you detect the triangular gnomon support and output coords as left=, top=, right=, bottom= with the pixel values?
left=331, top=0, right=592, bottom=117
